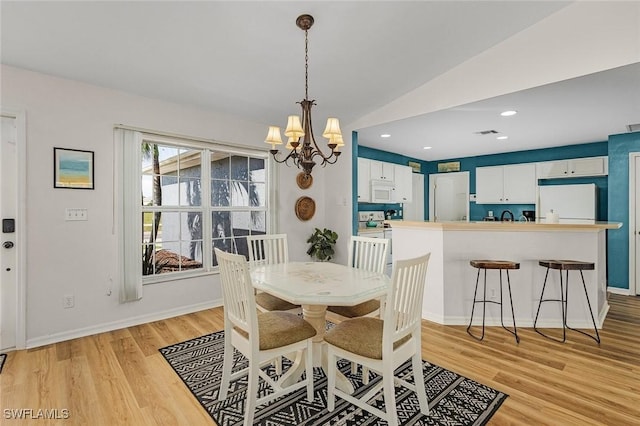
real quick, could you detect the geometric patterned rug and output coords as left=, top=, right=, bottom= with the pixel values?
left=160, top=330, right=507, bottom=425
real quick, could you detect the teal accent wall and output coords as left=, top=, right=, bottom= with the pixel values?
left=352, top=131, right=359, bottom=235
left=426, top=142, right=609, bottom=221
left=607, top=131, right=640, bottom=289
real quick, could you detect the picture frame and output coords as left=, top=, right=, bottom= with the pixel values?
left=54, top=147, right=95, bottom=189
left=437, top=161, right=461, bottom=173
left=408, top=161, right=421, bottom=173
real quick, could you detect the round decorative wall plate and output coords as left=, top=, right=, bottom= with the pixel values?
left=295, top=196, right=316, bottom=221
left=296, top=172, right=313, bottom=189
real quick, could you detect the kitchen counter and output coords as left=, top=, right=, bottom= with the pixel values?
left=389, top=219, right=622, bottom=328
left=387, top=219, right=621, bottom=231
left=357, top=226, right=386, bottom=235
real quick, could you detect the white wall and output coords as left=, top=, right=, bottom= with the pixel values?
left=351, top=1, right=640, bottom=130
left=2, top=65, right=348, bottom=347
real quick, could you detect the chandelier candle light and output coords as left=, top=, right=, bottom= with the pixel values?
left=265, top=14, right=344, bottom=182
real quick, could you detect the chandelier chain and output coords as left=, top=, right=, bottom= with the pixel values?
left=304, top=29, right=309, bottom=100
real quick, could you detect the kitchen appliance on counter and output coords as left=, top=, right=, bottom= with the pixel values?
left=537, top=184, right=597, bottom=223
left=357, top=211, right=392, bottom=275
left=483, top=210, right=496, bottom=221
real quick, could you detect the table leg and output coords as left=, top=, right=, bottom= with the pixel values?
left=278, top=304, right=355, bottom=394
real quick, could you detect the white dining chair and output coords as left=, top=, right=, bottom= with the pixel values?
left=247, top=234, right=300, bottom=313
left=326, top=235, right=389, bottom=382
left=215, top=248, right=316, bottom=426
left=327, top=235, right=389, bottom=320
left=324, top=253, right=431, bottom=426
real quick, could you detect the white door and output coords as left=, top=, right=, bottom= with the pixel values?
left=403, top=173, right=424, bottom=221
left=0, top=115, right=18, bottom=351
left=429, top=172, right=469, bottom=222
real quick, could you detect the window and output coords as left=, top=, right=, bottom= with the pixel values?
left=118, top=129, right=272, bottom=299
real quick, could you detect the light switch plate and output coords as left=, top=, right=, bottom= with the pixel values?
left=65, top=208, right=88, bottom=221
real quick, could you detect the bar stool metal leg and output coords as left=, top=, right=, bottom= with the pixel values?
left=534, top=266, right=567, bottom=342
left=467, top=267, right=485, bottom=341
left=501, top=270, right=519, bottom=343
left=565, top=270, right=601, bottom=345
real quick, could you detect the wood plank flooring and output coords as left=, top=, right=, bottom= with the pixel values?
left=1, top=294, right=638, bottom=425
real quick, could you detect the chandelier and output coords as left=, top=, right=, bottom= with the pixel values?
left=265, top=14, right=344, bottom=181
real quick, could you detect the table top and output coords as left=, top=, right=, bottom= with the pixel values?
left=250, top=261, right=390, bottom=306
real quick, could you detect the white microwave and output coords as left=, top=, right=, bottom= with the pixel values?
left=371, top=180, right=395, bottom=203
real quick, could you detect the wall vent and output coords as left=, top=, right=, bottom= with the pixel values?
left=627, top=123, right=640, bottom=132
left=474, top=130, right=499, bottom=135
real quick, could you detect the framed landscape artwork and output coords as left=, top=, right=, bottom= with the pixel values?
left=54, top=147, right=94, bottom=189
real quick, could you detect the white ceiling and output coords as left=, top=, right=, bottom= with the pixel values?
left=2, top=1, right=639, bottom=161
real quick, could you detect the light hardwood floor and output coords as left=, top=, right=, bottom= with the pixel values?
left=1, top=294, right=638, bottom=425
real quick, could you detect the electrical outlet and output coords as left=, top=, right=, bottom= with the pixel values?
left=490, top=288, right=497, bottom=300
left=63, top=294, right=75, bottom=309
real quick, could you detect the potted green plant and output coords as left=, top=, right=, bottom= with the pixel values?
left=306, top=227, right=338, bottom=261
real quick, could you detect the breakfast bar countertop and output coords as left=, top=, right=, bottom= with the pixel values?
left=390, top=218, right=619, bottom=329
left=386, top=219, right=622, bottom=232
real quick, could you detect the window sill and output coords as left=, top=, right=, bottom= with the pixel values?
left=142, top=268, right=218, bottom=286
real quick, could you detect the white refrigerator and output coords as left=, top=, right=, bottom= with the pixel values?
left=536, top=183, right=598, bottom=223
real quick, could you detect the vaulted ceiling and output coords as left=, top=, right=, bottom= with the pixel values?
left=2, top=1, right=638, bottom=160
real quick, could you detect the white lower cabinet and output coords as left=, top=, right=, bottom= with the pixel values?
left=476, top=163, right=536, bottom=204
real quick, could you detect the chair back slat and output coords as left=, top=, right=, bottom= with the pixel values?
left=247, top=234, right=289, bottom=267
left=384, top=253, right=430, bottom=343
left=348, top=235, right=389, bottom=274
left=215, top=248, right=258, bottom=337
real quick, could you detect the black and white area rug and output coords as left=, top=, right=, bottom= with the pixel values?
left=160, top=331, right=507, bottom=426
left=0, top=353, right=6, bottom=374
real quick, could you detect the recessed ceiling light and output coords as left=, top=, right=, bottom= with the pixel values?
left=380, top=134, right=391, bottom=138
left=500, top=110, right=517, bottom=117
left=423, top=146, right=432, bottom=150
left=497, top=136, right=509, bottom=140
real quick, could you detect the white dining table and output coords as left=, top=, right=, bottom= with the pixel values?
left=250, top=261, right=390, bottom=394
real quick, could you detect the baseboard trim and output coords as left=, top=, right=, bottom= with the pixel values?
left=422, top=310, right=446, bottom=324
left=26, top=299, right=223, bottom=349
left=607, top=287, right=632, bottom=296
left=422, top=305, right=609, bottom=329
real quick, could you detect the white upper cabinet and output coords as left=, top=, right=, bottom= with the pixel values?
left=357, top=158, right=414, bottom=204
left=536, top=156, right=608, bottom=179
left=476, top=163, right=536, bottom=204
left=393, top=164, right=413, bottom=203
left=357, top=157, right=371, bottom=203
left=503, top=164, right=537, bottom=203
left=369, top=160, right=394, bottom=181
left=475, top=166, right=504, bottom=204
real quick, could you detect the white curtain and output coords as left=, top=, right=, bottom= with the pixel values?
left=115, top=128, right=143, bottom=302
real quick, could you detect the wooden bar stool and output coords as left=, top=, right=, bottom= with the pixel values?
left=534, top=260, right=600, bottom=344
left=467, top=260, right=520, bottom=343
